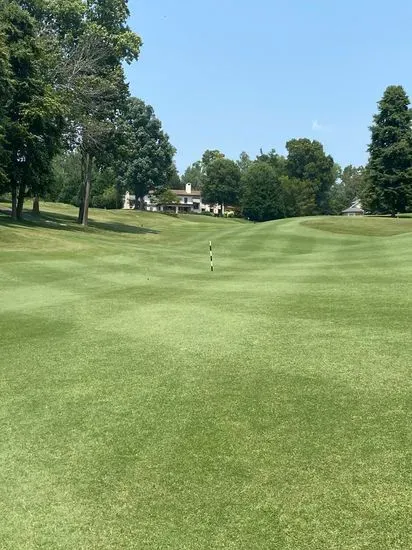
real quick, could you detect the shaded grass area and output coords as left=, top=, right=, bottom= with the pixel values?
left=0, top=203, right=411, bottom=549
left=303, top=216, right=412, bottom=236
left=0, top=204, right=159, bottom=236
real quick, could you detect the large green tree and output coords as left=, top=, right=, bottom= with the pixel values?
left=364, top=85, right=412, bottom=215
left=286, top=139, right=335, bottom=214
left=202, top=149, right=225, bottom=170
left=181, top=161, right=202, bottom=190
left=0, top=21, right=11, bottom=192
left=0, top=0, right=140, bottom=220
left=201, top=158, right=241, bottom=210
left=167, top=163, right=181, bottom=189
left=72, top=59, right=130, bottom=223
left=256, top=148, right=287, bottom=177
left=181, top=151, right=226, bottom=191
left=8, top=0, right=84, bottom=215
left=28, top=0, right=142, bottom=223
left=2, top=0, right=64, bottom=220
left=120, top=97, right=175, bottom=209
left=280, top=176, right=316, bottom=218
left=237, top=151, right=252, bottom=174
left=241, top=162, right=284, bottom=221
left=67, top=1, right=141, bottom=225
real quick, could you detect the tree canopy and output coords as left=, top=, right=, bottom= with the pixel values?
left=237, top=152, right=252, bottom=174
left=201, top=158, right=241, bottom=207
left=241, top=162, right=284, bottom=221
left=202, top=149, right=225, bottom=170
left=181, top=161, right=202, bottom=190
left=1, top=1, right=65, bottom=219
left=286, top=139, right=335, bottom=214
left=364, top=85, right=412, bottom=215
left=119, top=97, right=175, bottom=209
left=1, top=15, right=410, bottom=229
left=0, top=0, right=142, bottom=222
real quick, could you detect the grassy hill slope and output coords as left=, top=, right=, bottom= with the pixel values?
left=1, top=203, right=410, bottom=549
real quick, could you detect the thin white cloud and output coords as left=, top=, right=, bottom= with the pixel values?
left=312, top=120, right=323, bottom=131
left=312, top=120, right=332, bottom=132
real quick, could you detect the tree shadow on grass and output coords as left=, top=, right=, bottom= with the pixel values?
left=0, top=208, right=159, bottom=235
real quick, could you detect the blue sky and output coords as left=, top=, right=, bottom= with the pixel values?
left=126, top=0, right=412, bottom=173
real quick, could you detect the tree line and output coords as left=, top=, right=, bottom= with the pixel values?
left=178, top=143, right=363, bottom=221
left=181, top=85, right=412, bottom=220
left=0, top=0, right=176, bottom=223
left=0, top=3, right=411, bottom=225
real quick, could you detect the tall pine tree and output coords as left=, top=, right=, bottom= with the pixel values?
left=365, top=85, right=412, bottom=215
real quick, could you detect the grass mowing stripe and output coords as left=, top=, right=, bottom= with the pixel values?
left=0, top=202, right=410, bottom=549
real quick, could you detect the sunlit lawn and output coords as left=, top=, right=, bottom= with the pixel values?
left=0, top=203, right=410, bottom=549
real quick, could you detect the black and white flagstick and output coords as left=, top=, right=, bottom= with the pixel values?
left=209, top=241, right=214, bottom=272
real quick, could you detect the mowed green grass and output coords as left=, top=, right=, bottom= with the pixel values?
left=0, top=203, right=411, bottom=549
left=303, top=216, right=412, bottom=236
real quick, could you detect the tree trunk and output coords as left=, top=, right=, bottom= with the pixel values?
left=77, top=199, right=84, bottom=223
left=16, top=180, right=25, bottom=220
left=134, top=195, right=144, bottom=210
left=32, top=196, right=40, bottom=215
left=77, top=149, right=88, bottom=223
left=11, top=184, right=17, bottom=221
left=82, top=152, right=92, bottom=226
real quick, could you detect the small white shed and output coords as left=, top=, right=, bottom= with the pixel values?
left=342, top=200, right=364, bottom=216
